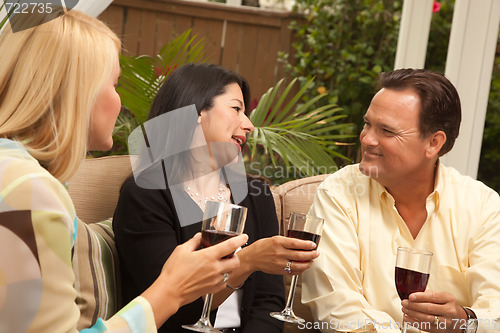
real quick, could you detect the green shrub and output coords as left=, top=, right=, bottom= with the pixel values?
left=426, top=0, right=500, bottom=192
left=283, top=0, right=500, bottom=192
left=95, top=30, right=354, bottom=184
left=280, top=0, right=403, bottom=164
left=478, top=57, right=500, bottom=193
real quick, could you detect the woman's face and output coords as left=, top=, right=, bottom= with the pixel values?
left=88, top=54, right=121, bottom=151
left=199, top=82, right=254, bottom=151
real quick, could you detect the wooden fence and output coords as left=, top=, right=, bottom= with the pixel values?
left=99, top=0, right=299, bottom=99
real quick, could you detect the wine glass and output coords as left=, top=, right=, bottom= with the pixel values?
left=182, top=201, right=248, bottom=333
left=395, top=247, right=433, bottom=333
left=270, top=212, right=324, bottom=323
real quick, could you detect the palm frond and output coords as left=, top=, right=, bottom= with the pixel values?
left=117, top=30, right=205, bottom=124
left=0, top=1, right=18, bottom=31
left=248, top=78, right=354, bottom=177
left=0, top=3, right=7, bottom=29
left=113, top=31, right=354, bottom=179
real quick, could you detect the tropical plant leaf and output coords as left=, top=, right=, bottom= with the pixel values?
left=248, top=78, right=354, bottom=178
left=113, top=30, right=354, bottom=180
left=0, top=3, right=7, bottom=30
left=117, top=29, right=205, bottom=124
left=0, top=1, right=18, bottom=31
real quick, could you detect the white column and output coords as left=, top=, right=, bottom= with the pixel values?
left=394, top=0, right=434, bottom=69
left=73, top=0, right=114, bottom=17
left=441, top=0, right=500, bottom=178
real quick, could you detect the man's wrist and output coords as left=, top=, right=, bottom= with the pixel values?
left=461, top=307, right=478, bottom=333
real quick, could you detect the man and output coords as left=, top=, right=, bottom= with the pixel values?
left=302, top=69, right=500, bottom=333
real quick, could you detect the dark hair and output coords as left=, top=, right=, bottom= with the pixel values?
left=148, top=63, right=250, bottom=120
left=377, top=68, right=461, bottom=156
left=144, top=63, right=250, bottom=184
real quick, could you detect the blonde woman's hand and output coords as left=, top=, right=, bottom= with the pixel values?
left=142, top=233, right=248, bottom=327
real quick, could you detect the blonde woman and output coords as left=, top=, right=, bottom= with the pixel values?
left=0, top=8, right=246, bottom=333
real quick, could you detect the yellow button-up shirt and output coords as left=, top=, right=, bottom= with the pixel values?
left=302, top=163, right=500, bottom=333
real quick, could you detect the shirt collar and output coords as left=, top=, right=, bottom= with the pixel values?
left=431, top=160, right=443, bottom=210
left=377, top=161, right=442, bottom=210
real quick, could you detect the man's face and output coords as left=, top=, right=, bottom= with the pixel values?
left=359, top=88, right=432, bottom=187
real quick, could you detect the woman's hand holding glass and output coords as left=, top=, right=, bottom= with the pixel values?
left=270, top=212, right=324, bottom=324
left=237, top=235, right=319, bottom=276
left=142, top=232, right=248, bottom=329
left=204, top=219, right=320, bottom=312
left=182, top=201, right=248, bottom=333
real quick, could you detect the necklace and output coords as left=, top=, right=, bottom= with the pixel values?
left=185, top=183, right=229, bottom=207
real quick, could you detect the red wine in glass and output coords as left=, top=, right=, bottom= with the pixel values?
left=201, top=229, right=239, bottom=258
left=287, top=229, right=321, bottom=246
left=395, top=267, right=430, bottom=300
left=183, top=201, right=247, bottom=333
left=395, top=247, right=432, bottom=333
left=271, top=212, right=324, bottom=324
left=287, top=230, right=321, bottom=263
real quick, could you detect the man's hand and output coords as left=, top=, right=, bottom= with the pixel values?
left=402, top=291, right=468, bottom=333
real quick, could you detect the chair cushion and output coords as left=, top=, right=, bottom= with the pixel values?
left=275, top=174, right=329, bottom=233
left=72, top=218, right=121, bottom=330
left=271, top=189, right=282, bottom=234
left=68, top=155, right=134, bottom=224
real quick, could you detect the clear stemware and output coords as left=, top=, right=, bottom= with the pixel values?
left=182, top=201, right=247, bottom=333
left=395, top=247, right=433, bottom=333
left=270, top=212, right=324, bottom=324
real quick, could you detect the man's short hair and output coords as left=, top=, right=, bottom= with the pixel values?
left=378, top=68, right=461, bottom=156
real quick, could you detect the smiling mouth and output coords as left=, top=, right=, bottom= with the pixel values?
left=364, top=150, right=383, bottom=157
left=234, top=137, right=243, bottom=145
left=232, top=136, right=246, bottom=146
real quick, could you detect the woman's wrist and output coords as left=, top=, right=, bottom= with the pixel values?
left=142, top=277, right=182, bottom=328
left=230, top=246, right=256, bottom=283
left=237, top=242, right=260, bottom=273
left=226, top=282, right=244, bottom=290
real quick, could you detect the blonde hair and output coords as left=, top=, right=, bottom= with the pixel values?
left=0, top=8, right=121, bottom=181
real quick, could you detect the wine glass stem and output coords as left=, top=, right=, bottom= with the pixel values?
left=284, top=274, right=299, bottom=311
left=199, top=293, right=214, bottom=324
left=401, top=316, right=407, bottom=333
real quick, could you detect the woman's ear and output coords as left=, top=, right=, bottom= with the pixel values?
left=198, top=109, right=207, bottom=123
left=426, top=130, right=446, bottom=159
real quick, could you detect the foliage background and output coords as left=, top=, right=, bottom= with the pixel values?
left=95, top=0, right=498, bottom=190
left=280, top=0, right=403, bottom=165
left=101, top=31, right=354, bottom=185
left=425, top=0, right=500, bottom=193
left=282, top=0, right=499, bottom=192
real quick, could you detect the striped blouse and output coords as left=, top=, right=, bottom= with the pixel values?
left=0, top=138, right=156, bottom=332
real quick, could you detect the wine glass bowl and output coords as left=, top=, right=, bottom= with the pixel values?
left=270, top=212, right=324, bottom=324
left=395, top=247, right=433, bottom=333
left=182, top=201, right=247, bottom=333
left=200, top=202, right=247, bottom=257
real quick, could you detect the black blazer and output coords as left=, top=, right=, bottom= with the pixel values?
left=113, top=174, right=285, bottom=333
